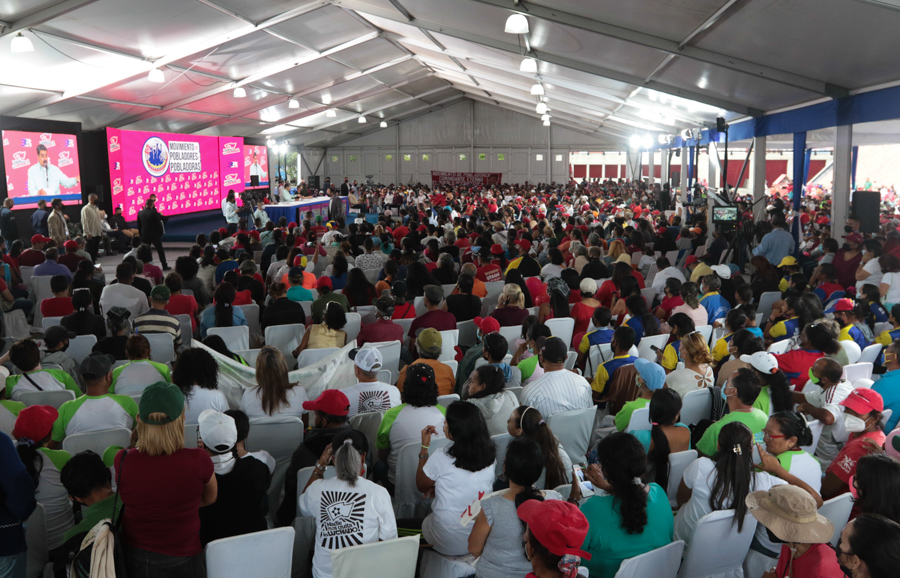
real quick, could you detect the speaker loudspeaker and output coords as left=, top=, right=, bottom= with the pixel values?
left=852, top=190, right=880, bottom=233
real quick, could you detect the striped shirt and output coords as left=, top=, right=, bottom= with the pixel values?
left=521, top=369, right=593, bottom=418
left=134, top=308, right=182, bottom=349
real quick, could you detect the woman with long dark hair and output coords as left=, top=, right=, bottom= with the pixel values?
left=539, top=276, right=570, bottom=323
left=433, top=253, right=458, bottom=285
left=341, top=267, right=377, bottom=308
left=597, top=262, right=635, bottom=309
left=741, top=352, right=795, bottom=415
left=202, top=334, right=248, bottom=366
left=173, top=348, right=229, bottom=424
left=624, top=294, right=660, bottom=345
left=507, top=405, right=570, bottom=489
left=467, top=438, right=563, bottom=578
left=573, top=432, right=674, bottom=578
left=417, top=401, right=496, bottom=555
left=405, top=261, right=439, bottom=299
left=328, top=253, right=349, bottom=290
left=838, top=514, right=900, bottom=578
left=852, top=454, right=900, bottom=524
left=199, top=282, right=247, bottom=339
left=630, top=388, right=690, bottom=490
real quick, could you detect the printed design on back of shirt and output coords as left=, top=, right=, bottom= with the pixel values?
left=320, top=490, right=366, bottom=549
left=359, top=390, right=391, bottom=414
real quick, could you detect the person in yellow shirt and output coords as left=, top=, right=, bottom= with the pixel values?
left=713, top=309, right=749, bottom=364
left=686, top=255, right=713, bottom=284
left=659, top=313, right=695, bottom=372
left=591, top=326, right=637, bottom=395
left=776, top=256, right=801, bottom=292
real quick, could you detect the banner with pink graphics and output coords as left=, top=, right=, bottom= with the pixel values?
left=218, top=136, right=246, bottom=205
left=1, top=130, right=82, bottom=209
left=107, top=128, right=245, bottom=219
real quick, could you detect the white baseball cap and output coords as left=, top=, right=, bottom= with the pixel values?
left=349, top=348, right=383, bottom=372
left=740, top=351, right=779, bottom=375
left=198, top=409, right=237, bottom=453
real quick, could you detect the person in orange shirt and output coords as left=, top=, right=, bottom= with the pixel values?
left=451, top=263, right=487, bottom=298
left=396, top=328, right=456, bottom=396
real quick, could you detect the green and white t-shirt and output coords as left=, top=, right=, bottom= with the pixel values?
left=0, top=398, right=25, bottom=418
left=110, top=359, right=171, bottom=395
left=5, top=368, right=81, bottom=401
left=376, top=403, right=446, bottom=484
left=51, top=394, right=138, bottom=443
left=37, top=447, right=73, bottom=550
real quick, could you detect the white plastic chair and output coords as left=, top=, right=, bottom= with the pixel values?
left=626, top=407, right=651, bottom=431
left=841, top=340, right=862, bottom=364
left=377, top=369, right=392, bottom=383
left=18, top=390, right=75, bottom=409
left=640, top=287, right=657, bottom=307
left=457, top=319, right=478, bottom=348
left=184, top=423, right=199, bottom=448
left=361, top=340, right=402, bottom=383
left=507, top=386, right=523, bottom=403
left=438, top=329, right=459, bottom=362
left=444, top=359, right=458, bottom=377
left=498, top=325, right=522, bottom=353
left=264, top=323, right=306, bottom=369
left=853, top=378, right=874, bottom=390
left=300, top=300, right=313, bottom=322
left=695, top=325, right=713, bottom=345
left=881, top=408, right=893, bottom=428
left=394, top=318, right=413, bottom=342
left=492, top=433, right=513, bottom=478
left=297, top=347, right=340, bottom=367
left=0, top=406, right=16, bottom=437
left=680, top=389, right=712, bottom=426
left=546, top=407, right=596, bottom=464
left=800, top=420, right=824, bottom=454
left=236, top=304, right=260, bottom=339
left=394, top=438, right=451, bottom=518
left=615, top=540, right=685, bottom=578
left=174, top=313, right=193, bottom=348
left=332, top=536, right=419, bottom=578
left=65, top=334, right=97, bottom=364
left=234, top=349, right=261, bottom=366
left=356, top=305, right=377, bottom=325
left=767, top=340, right=791, bottom=354
left=344, top=312, right=361, bottom=342
left=667, top=450, right=698, bottom=507
left=437, top=393, right=459, bottom=409
left=874, top=322, right=892, bottom=336
left=208, top=325, right=250, bottom=351
left=20, top=265, right=34, bottom=289
left=363, top=268, right=381, bottom=285
left=413, top=296, right=427, bottom=316
left=637, top=333, right=668, bottom=361
left=62, top=428, right=132, bottom=457
left=545, top=318, right=576, bottom=350
left=246, top=417, right=305, bottom=520
left=818, top=493, right=853, bottom=547
left=40, top=316, right=64, bottom=333
left=143, top=332, right=175, bottom=364
left=441, top=283, right=457, bottom=297
left=756, top=291, right=781, bottom=323
left=32, top=275, right=54, bottom=330
left=206, top=527, right=295, bottom=578
left=677, top=510, right=757, bottom=578
left=843, top=362, right=873, bottom=383
left=349, top=410, right=385, bottom=469
left=858, top=343, right=882, bottom=365
left=418, top=549, right=477, bottom=578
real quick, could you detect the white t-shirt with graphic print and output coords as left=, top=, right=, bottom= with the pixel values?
left=342, top=381, right=402, bottom=417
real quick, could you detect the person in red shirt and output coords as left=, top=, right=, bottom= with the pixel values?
left=19, top=234, right=49, bottom=267
left=58, top=240, right=84, bottom=273
left=40, top=274, right=75, bottom=318
left=392, top=223, right=409, bottom=244
left=822, top=388, right=886, bottom=500
left=164, top=272, right=199, bottom=330
left=475, top=250, right=502, bottom=283
left=356, top=296, right=404, bottom=347
left=407, top=285, right=457, bottom=358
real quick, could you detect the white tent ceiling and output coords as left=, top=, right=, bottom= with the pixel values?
left=3, top=0, right=900, bottom=149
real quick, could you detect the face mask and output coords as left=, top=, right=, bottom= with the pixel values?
left=842, top=243, right=851, bottom=251
left=721, top=385, right=730, bottom=402
left=843, top=414, right=868, bottom=433
left=765, top=527, right=785, bottom=545
left=808, top=368, right=820, bottom=384
left=845, top=225, right=854, bottom=233
left=861, top=250, right=867, bottom=256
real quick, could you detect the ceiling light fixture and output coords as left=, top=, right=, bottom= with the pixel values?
left=504, top=14, right=529, bottom=34
left=540, top=114, right=550, bottom=121
left=278, top=143, right=287, bottom=154
left=288, top=98, right=299, bottom=109
left=543, top=119, right=551, bottom=127
left=530, top=83, right=544, bottom=96
left=379, top=121, right=388, bottom=128
left=10, top=33, right=33, bottom=53
left=641, top=135, right=653, bottom=149
left=519, top=57, right=537, bottom=73
left=325, top=108, right=337, bottom=117
left=358, top=115, right=367, bottom=123
left=535, top=102, right=547, bottom=114
left=233, top=87, right=247, bottom=98
left=147, top=69, right=164, bottom=83
left=322, top=94, right=332, bottom=105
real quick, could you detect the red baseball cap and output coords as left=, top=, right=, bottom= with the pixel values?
left=417, top=225, right=427, bottom=232
left=64, top=240, right=78, bottom=251
left=490, top=244, right=505, bottom=255
left=843, top=232, right=864, bottom=244
left=288, top=221, right=298, bottom=229
left=302, top=389, right=350, bottom=416
left=685, top=255, right=698, bottom=265
left=473, top=316, right=500, bottom=335
left=249, top=230, right=260, bottom=240
left=13, top=405, right=58, bottom=441
left=517, top=500, right=591, bottom=560
left=31, top=234, right=51, bottom=244
left=316, top=276, right=332, bottom=290
left=218, top=227, right=228, bottom=236
left=840, top=388, right=884, bottom=414
left=514, top=239, right=531, bottom=252
left=832, top=298, right=855, bottom=312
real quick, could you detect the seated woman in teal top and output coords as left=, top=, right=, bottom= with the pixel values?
left=628, top=388, right=692, bottom=491
left=571, top=432, right=674, bottom=578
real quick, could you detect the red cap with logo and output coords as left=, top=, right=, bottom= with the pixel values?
left=517, top=500, right=591, bottom=560
left=473, top=316, right=500, bottom=335
left=31, top=234, right=51, bottom=244
left=840, top=388, right=884, bottom=414
left=302, top=389, right=350, bottom=416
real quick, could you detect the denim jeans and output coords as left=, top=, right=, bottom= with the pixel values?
left=0, top=552, right=26, bottom=578
left=125, top=545, right=206, bottom=578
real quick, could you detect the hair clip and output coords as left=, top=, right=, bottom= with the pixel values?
left=733, top=444, right=743, bottom=456
left=343, top=438, right=353, bottom=445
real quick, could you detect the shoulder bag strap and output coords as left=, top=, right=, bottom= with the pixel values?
left=21, top=371, right=44, bottom=392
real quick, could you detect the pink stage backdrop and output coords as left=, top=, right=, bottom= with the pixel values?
left=219, top=136, right=245, bottom=205
left=2, top=130, right=82, bottom=209
left=107, top=128, right=244, bottom=219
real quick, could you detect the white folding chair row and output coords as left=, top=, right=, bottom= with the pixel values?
left=438, top=329, right=459, bottom=362
left=680, top=388, right=712, bottom=427
left=344, top=312, right=362, bottom=342
left=208, top=325, right=250, bottom=351
left=143, top=332, right=175, bottom=364
left=40, top=316, right=64, bottom=333
left=206, top=527, right=295, bottom=578
left=858, top=343, right=882, bottom=365
left=61, top=428, right=132, bottom=457
left=546, top=407, right=596, bottom=465
left=264, top=323, right=306, bottom=369
left=66, top=334, right=97, bottom=364
left=19, top=390, right=76, bottom=409
left=236, top=304, right=260, bottom=340
left=245, top=417, right=304, bottom=521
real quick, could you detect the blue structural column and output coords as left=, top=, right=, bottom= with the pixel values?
left=688, top=146, right=695, bottom=188
left=851, top=146, right=859, bottom=191
left=792, top=132, right=807, bottom=251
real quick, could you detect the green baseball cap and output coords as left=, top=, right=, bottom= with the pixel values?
left=150, top=285, right=171, bottom=301
left=417, top=328, right=443, bottom=356
left=139, top=382, right=184, bottom=425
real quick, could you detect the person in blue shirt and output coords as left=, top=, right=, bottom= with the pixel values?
left=752, top=212, right=795, bottom=267
left=860, top=283, right=890, bottom=324
left=873, top=339, right=900, bottom=432
left=576, top=307, right=615, bottom=370
left=659, top=313, right=695, bottom=372
left=831, top=298, right=874, bottom=351
left=699, top=274, right=731, bottom=326
left=624, top=295, right=660, bottom=346
left=590, top=326, right=638, bottom=397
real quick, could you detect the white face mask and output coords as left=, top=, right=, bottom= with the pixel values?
left=843, top=414, right=868, bottom=434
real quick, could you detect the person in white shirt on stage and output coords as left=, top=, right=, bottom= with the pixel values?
left=248, top=150, right=264, bottom=179
left=27, top=144, right=80, bottom=197
left=222, top=190, right=239, bottom=235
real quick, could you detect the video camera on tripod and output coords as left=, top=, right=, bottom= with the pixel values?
left=240, top=189, right=268, bottom=206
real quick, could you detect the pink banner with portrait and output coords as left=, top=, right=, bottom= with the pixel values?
left=1, top=130, right=82, bottom=209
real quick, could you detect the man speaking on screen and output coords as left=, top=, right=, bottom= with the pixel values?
left=27, top=144, right=79, bottom=196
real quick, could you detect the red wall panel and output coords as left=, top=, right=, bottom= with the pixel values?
left=573, top=164, right=586, bottom=178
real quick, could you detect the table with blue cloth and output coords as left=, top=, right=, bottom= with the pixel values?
left=263, top=197, right=348, bottom=225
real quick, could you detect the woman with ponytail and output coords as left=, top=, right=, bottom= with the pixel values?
left=630, top=388, right=691, bottom=490
left=468, top=438, right=564, bottom=578
left=198, top=282, right=247, bottom=339
left=741, top=351, right=795, bottom=415
left=507, top=405, right=571, bottom=489
left=299, top=430, right=397, bottom=578
left=572, top=432, right=674, bottom=578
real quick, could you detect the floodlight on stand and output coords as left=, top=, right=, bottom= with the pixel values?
left=504, top=13, right=529, bottom=34
left=358, top=115, right=367, bottom=124
left=147, top=68, right=164, bottom=83
left=641, top=135, right=653, bottom=149
left=657, top=134, right=668, bottom=145
left=542, top=119, right=551, bottom=127
left=279, top=143, right=287, bottom=154
left=519, top=57, right=537, bottom=73
left=325, top=108, right=336, bottom=117
left=535, top=102, right=547, bottom=114
left=379, top=121, right=388, bottom=128
left=540, top=114, right=550, bottom=121
left=10, top=33, right=33, bottom=53
left=233, top=86, right=247, bottom=98
left=530, top=83, right=544, bottom=96
left=288, top=98, right=299, bottom=109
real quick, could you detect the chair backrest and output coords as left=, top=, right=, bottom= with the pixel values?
left=818, top=493, right=853, bottom=547
left=208, top=325, right=250, bottom=351
left=546, top=407, right=597, bottom=464
left=114, top=361, right=165, bottom=396
left=695, top=325, right=713, bottom=346
left=456, top=319, right=478, bottom=349
left=767, top=340, right=791, bottom=354
left=626, top=407, right=651, bottom=431
left=361, top=340, right=401, bottom=383
left=143, top=332, right=175, bottom=364
left=181, top=288, right=195, bottom=297
left=545, top=318, right=575, bottom=349
left=680, top=389, right=712, bottom=426
left=853, top=378, right=874, bottom=390
left=757, top=291, right=781, bottom=322
left=0, top=405, right=16, bottom=437
left=640, top=287, right=657, bottom=307
left=300, top=300, right=313, bottom=321
left=25, top=502, right=47, bottom=578
left=858, top=343, right=882, bottom=365
left=19, top=390, right=76, bottom=409
left=62, top=428, right=132, bottom=457
left=356, top=305, right=377, bottom=325
left=331, top=535, right=420, bottom=578
left=41, top=316, right=64, bottom=333
left=443, top=359, right=458, bottom=377
left=666, top=450, right=698, bottom=507
left=614, top=540, right=685, bottom=578
left=413, top=296, right=427, bottom=316
left=363, top=268, right=381, bottom=285
left=840, top=340, right=862, bottom=364
left=264, top=323, right=306, bottom=369
left=65, top=334, right=97, bottom=364
left=33, top=276, right=54, bottom=329
left=437, top=329, right=459, bottom=362
left=394, top=318, right=413, bottom=341
left=492, top=433, right=513, bottom=479
left=20, top=265, right=34, bottom=288
left=394, top=438, right=452, bottom=518
left=297, top=347, right=340, bottom=367
left=236, top=304, right=260, bottom=338
left=185, top=423, right=199, bottom=448
left=376, top=369, right=391, bottom=383
left=874, top=321, right=893, bottom=336
left=843, top=362, right=873, bottom=383
left=174, top=313, right=193, bottom=348
left=245, top=417, right=305, bottom=520
left=349, top=410, right=385, bottom=468
left=498, top=325, right=522, bottom=353
left=677, top=510, right=757, bottom=578
left=344, top=312, right=362, bottom=342
left=234, top=349, right=261, bottom=366
left=564, top=350, right=577, bottom=370
left=436, top=393, right=459, bottom=409
left=637, top=333, right=668, bottom=361
left=506, top=386, right=523, bottom=403
left=295, top=465, right=338, bottom=511
left=206, top=527, right=295, bottom=578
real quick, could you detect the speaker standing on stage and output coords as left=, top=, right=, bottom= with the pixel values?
left=138, top=197, right=169, bottom=271
left=222, top=190, right=239, bottom=235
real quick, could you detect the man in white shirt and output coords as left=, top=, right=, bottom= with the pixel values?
left=343, top=348, right=401, bottom=417
left=100, top=262, right=149, bottom=320
left=521, top=337, right=593, bottom=418
left=248, top=150, right=264, bottom=179
left=355, top=238, right=384, bottom=272
left=792, top=357, right=853, bottom=467
left=650, top=256, right=686, bottom=300
left=222, top=190, right=239, bottom=234
left=252, top=202, right=269, bottom=228
left=27, top=144, right=79, bottom=196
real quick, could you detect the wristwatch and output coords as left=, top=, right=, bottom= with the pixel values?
left=314, top=462, right=327, bottom=475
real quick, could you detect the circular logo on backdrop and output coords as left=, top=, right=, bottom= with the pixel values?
left=142, top=137, right=169, bottom=176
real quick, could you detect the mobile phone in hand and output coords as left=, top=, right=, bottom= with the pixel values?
left=573, top=464, right=593, bottom=492
left=650, top=345, right=662, bottom=353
